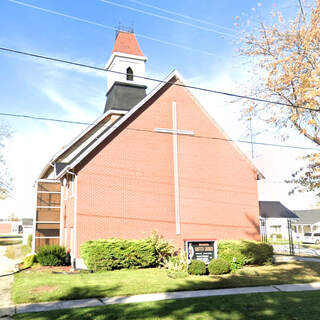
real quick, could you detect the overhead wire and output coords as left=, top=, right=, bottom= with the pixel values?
left=125, top=0, right=235, bottom=32
left=7, top=0, right=222, bottom=57
left=126, top=128, right=320, bottom=151
left=0, top=46, right=318, bottom=112
left=98, top=0, right=236, bottom=37
left=0, top=112, right=90, bottom=126
left=0, top=111, right=318, bottom=151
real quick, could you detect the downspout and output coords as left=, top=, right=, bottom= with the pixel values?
left=66, top=170, right=77, bottom=267
left=31, top=180, right=38, bottom=254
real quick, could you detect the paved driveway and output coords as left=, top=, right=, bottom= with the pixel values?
left=273, top=244, right=320, bottom=257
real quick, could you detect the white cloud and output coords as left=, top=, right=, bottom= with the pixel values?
left=42, top=88, right=96, bottom=121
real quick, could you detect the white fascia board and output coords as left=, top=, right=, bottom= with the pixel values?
left=38, top=109, right=127, bottom=179
left=57, top=70, right=179, bottom=179
left=105, top=52, right=148, bottom=70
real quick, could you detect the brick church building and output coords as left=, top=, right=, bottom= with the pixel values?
left=34, top=31, right=262, bottom=267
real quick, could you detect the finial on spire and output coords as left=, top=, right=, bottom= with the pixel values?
left=115, top=22, right=134, bottom=38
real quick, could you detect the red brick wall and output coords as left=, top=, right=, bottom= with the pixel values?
left=74, top=79, right=260, bottom=258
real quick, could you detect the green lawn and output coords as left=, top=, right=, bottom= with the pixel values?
left=13, top=290, right=320, bottom=320
left=12, top=261, right=320, bottom=304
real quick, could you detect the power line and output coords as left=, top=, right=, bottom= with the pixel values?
left=126, top=128, right=320, bottom=151
left=0, top=112, right=90, bottom=126
left=125, top=0, right=235, bottom=32
left=98, top=0, right=236, bottom=37
left=0, top=45, right=318, bottom=112
left=0, top=111, right=318, bottom=151
left=7, top=0, right=221, bottom=57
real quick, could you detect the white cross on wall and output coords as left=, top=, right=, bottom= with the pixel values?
left=154, top=102, right=194, bottom=235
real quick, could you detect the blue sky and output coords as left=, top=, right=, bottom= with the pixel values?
left=0, top=0, right=318, bottom=218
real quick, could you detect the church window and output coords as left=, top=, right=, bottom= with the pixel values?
left=126, top=67, right=133, bottom=81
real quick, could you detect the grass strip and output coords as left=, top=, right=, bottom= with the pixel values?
left=13, top=290, right=320, bottom=320
left=12, top=261, right=320, bottom=304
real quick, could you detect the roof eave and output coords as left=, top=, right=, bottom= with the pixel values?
left=37, top=109, right=127, bottom=180
left=56, top=70, right=180, bottom=179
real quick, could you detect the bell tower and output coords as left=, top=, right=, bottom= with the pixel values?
left=105, top=30, right=148, bottom=91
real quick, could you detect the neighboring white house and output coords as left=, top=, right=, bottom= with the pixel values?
left=259, top=201, right=298, bottom=240
left=21, top=218, right=33, bottom=245
left=292, top=210, right=320, bottom=240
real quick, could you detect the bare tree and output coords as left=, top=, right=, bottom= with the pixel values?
left=0, top=123, right=13, bottom=199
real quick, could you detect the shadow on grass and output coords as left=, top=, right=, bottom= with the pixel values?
left=14, top=290, right=320, bottom=320
left=13, top=261, right=320, bottom=319
left=57, top=285, right=121, bottom=301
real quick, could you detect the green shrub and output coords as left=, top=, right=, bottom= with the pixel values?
left=81, top=238, right=157, bottom=271
left=146, top=231, right=175, bottom=266
left=21, top=254, right=36, bottom=269
left=188, top=260, right=206, bottom=275
left=27, top=234, right=32, bottom=248
left=163, top=251, right=187, bottom=272
left=208, top=258, right=230, bottom=275
left=36, top=245, right=66, bottom=266
left=240, top=241, right=274, bottom=265
left=218, top=241, right=247, bottom=269
left=218, top=240, right=273, bottom=269
left=269, top=233, right=282, bottom=240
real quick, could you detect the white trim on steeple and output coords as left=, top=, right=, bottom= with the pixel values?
left=105, top=52, right=148, bottom=91
left=105, top=52, right=147, bottom=70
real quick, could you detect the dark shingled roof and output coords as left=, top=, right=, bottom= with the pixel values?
left=259, top=201, right=298, bottom=219
left=292, top=210, right=320, bottom=225
left=105, top=81, right=147, bottom=113
left=22, top=218, right=33, bottom=226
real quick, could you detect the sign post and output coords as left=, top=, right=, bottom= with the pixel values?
left=186, top=240, right=217, bottom=265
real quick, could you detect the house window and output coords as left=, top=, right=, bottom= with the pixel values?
left=270, top=225, right=281, bottom=233
left=126, top=67, right=133, bottom=81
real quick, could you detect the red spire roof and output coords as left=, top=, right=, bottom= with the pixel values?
left=112, top=31, right=144, bottom=56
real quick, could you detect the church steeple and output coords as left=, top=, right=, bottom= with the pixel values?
left=105, top=31, right=148, bottom=91
left=111, top=31, right=144, bottom=56
left=104, top=30, right=148, bottom=113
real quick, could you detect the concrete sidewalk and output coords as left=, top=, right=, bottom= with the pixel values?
left=1, top=282, right=320, bottom=316
left=0, top=246, right=21, bottom=320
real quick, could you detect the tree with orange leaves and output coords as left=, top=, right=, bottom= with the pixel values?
left=240, top=0, right=320, bottom=194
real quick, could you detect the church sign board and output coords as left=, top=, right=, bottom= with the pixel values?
left=186, top=240, right=218, bottom=264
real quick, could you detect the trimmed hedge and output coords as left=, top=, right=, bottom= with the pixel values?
left=81, top=239, right=157, bottom=271
left=270, top=233, right=282, bottom=240
left=208, top=258, right=230, bottom=275
left=188, top=260, right=206, bottom=275
left=36, top=245, right=66, bottom=266
left=240, top=241, right=274, bottom=265
left=218, top=240, right=273, bottom=268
